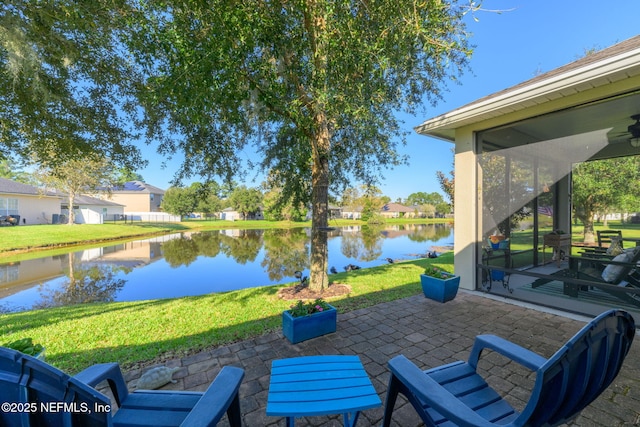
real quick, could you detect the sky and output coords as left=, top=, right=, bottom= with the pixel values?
left=136, top=1, right=640, bottom=201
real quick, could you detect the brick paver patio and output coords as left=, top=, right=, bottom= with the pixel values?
left=121, top=291, right=640, bottom=426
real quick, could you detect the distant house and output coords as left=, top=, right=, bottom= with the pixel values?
left=60, top=194, right=125, bottom=224
left=101, top=181, right=165, bottom=213
left=341, top=206, right=363, bottom=220
left=380, top=203, right=414, bottom=218
left=0, top=178, right=60, bottom=225
left=327, top=204, right=341, bottom=219
left=305, top=204, right=342, bottom=220
left=220, top=207, right=242, bottom=221
left=405, top=204, right=425, bottom=218
left=220, top=207, right=264, bottom=221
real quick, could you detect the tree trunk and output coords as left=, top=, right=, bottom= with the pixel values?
left=67, top=193, right=76, bottom=225
left=308, top=115, right=330, bottom=292
left=580, top=212, right=596, bottom=244
left=305, top=0, right=330, bottom=292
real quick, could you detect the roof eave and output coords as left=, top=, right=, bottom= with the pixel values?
left=415, top=47, right=640, bottom=140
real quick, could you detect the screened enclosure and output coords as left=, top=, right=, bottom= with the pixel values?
left=476, top=90, right=640, bottom=316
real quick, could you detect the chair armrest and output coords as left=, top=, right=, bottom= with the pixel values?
left=74, top=362, right=129, bottom=407
left=388, top=355, right=496, bottom=427
left=468, top=335, right=547, bottom=371
left=180, top=366, right=245, bottom=427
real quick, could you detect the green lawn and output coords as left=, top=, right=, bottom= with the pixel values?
left=0, top=223, right=195, bottom=253
left=0, top=252, right=454, bottom=374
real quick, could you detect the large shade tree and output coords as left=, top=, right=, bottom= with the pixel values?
left=3, top=0, right=475, bottom=291
left=124, top=0, right=473, bottom=291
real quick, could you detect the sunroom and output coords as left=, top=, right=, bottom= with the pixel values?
left=416, top=35, right=640, bottom=318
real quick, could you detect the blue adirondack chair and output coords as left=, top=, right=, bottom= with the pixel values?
left=0, top=346, right=244, bottom=427
left=382, top=309, right=635, bottom=427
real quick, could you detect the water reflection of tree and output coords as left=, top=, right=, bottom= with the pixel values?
left=190, top=231, right=222, bottom=258
left=340, top=232, right=361, bottom=259
left=34, top=253, right=128, bottom=309
left=162, top=236, right=200, bottom=267
left=162, top=230, right=263, bottom=267
left=340, top=225, right=384, bottom=263
left=406, top=223, right=452, bottom=243
left=261, top=229, right=309, bottom=281
left=220, top=229, right=262, bottom=264
left=359, top=225, right=384, bottom=261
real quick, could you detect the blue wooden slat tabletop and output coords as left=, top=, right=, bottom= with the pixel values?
left=267, top=355, right=382, bottom=418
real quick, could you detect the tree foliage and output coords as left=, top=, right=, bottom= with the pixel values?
left=263, top=189, right=306, bottom=221
left=572, top=155, right=640, bottom=242
left=359, top=185, right=385, bottom=222
left=33, top=153, right=115, bottom=224
left=406, top=191, right=448, bottom=215
left=480, top=153, right=531, bottom=236
left=0, top=158, right=32, bottom=183
left=114, top=169, right=145, bottom=186
left=340, top=187, right=362, bottom=211
left=0, top=1, right=145, bottom=171
left=194, top=183, right=224, bottom=219
left=162, top=186, right=197, bottom=218
left=406, top=191, right=442, bottom=206
left=229, top=186, right=263, bottom=220
left=436, top=148, right=455, bottom=208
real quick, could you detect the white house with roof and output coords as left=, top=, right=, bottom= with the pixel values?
left=0, top=178, right=60, bottom=225
left=219, top=206, right=264, bottom=221
left=0, top=177, right=129, bottom=225
left=380, top=203, right=415, bottom=218
left=220, top=207, right=242, bottom=221
left=341, top=206, right=362, bottom=220
left=416, top=35, right=640, bottom=317
left=60, top=194, right=125, bottom=224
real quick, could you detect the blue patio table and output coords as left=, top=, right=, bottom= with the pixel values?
left=266, top=355, right=382, bottom=427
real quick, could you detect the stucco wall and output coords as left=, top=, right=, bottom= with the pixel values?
left=1, top=195, right=61, bottom=225
left=107, top=193, right=164, bottom=212
left=453, top=128, right=477, bottom=291
left=108, top=193, right=149, bottom=212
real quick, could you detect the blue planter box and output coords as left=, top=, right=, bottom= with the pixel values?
left=420, top=274, right=460, bottom=303
left=282, top=304, right=337, bottom=344
left=491, top=269, right=505, bottom=281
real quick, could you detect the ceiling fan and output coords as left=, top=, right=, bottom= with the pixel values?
left=610, top=115, right=640, bottom=147
left=626, top=114, right=640, bottom=147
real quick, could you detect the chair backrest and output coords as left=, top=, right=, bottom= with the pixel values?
left=519, top=309, right=635, bottom=426
left=0, top=347, right=111, bottom=427
left=597, top=230, right=623, bottom=248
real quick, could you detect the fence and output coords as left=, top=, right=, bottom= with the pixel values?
left=106, top=212, right=181, bottom=223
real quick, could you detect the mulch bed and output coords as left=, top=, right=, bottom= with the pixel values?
left=277, top=283, right=352, bottom=300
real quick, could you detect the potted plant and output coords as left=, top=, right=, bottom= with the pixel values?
left=488, top=234, right=506, bottom=249
left=282, top=298, right=337, bottom=344
left=4, top=337, right=45, bottom=361
left=420, top=266, right=460, bottom=303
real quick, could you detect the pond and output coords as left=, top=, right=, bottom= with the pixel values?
left=0, top=223, right=453, bottom=313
